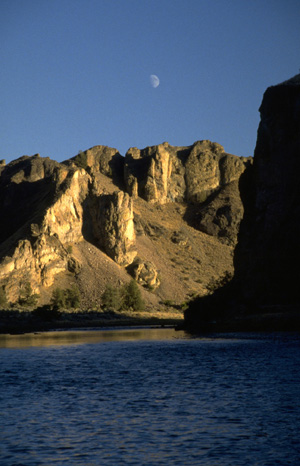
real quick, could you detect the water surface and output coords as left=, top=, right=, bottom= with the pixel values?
left=1, top=329, right=299, bottom=465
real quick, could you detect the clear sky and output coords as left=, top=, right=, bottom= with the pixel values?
left=1, top=0, right=299, bottom=163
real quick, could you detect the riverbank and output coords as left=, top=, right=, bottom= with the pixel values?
left=181, top=305, right=300, bottom=333
left=0, top=308, right=184, bottom=335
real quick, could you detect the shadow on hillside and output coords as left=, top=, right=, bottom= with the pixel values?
left=0, top=178, right=58, bottom=257
left=183, top=190, right=221, bottom=231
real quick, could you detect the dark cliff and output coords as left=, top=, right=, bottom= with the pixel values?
left=235, top=74, right=300, bottom=305
left=185, top=74, right=300, bottom=331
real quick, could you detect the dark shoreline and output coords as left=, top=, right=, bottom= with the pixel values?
left=0, top=309, right=183, bottom=335
left=1, top=311, right=300, bottom=336
left=181, top=309, right=300, bottom=334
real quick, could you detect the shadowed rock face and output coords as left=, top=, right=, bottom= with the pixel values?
left=185, top=74, right=300, bottom=331
left=234, top=74, right=300, bottom=304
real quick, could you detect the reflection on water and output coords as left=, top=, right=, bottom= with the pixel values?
left=0, top=327, right=187, bottom=348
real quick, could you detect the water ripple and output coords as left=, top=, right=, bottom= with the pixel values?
left=1, top=331, right=300, bottom=465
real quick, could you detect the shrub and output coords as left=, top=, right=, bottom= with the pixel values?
left=51, top=287, right=66, bottom=309
left=65, top=285, right=81, bottom=308
left=122, top=279, right=145, bottom=311
left=101, top=280, right=145, bottom=312
left=74, top=150, right=88, bottom=169
left=101, top=284, right=121, bottom=311
left=66, top=245, right=73, bottom=254
left=19, top=282, right=39, bottom=307
left=51, top=285, right=81, bottom=309
left=162, top=299, right=175, bottom=307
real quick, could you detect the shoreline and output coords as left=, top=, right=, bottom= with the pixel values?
left=0, top=309, right=183, bottom=335
left=1, top=308, right=300, bottom=336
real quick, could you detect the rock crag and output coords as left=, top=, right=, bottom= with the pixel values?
left=92, top=191, right=137, bottom=266
left=234, top=74, right=300, bottom=305
left=124, top=140, right=249, bottom=205
left=185, top=74, right=300, bottom=331
left=0, top=139, right=250, bottom=312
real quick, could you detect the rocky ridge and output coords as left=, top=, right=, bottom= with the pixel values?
left=0, top=140, right=251, bottom=313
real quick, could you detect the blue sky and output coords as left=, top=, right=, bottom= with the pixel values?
left=1, top=0, right=299, bottom=163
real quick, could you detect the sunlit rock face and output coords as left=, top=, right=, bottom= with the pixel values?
left=127, top=257, right=160, bottom=290
left=0, top=138, right=251, bottom=305
left=124, top=140, right=251, bottom=244
left=92, top=191, right=137, bottom=266
left=234, top=74, right=300, bottom=304
left=66, top=145, right=125, bottom=185
left=124, top=140, right=249, bottom=205
left=43, top=168, right=90, bottom=244
left=0, top=155, right=91, bottom=302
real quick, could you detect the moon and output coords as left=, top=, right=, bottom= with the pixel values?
left=150, top=74, right=160, bottom=88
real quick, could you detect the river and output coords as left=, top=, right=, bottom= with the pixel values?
left=1, top=328, right=299, bottom=465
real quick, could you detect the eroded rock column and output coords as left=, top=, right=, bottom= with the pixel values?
left=93, top=191, right=137, bottom=266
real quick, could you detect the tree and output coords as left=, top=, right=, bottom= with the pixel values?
left=65, top=285, right=81, bottom=308
left=101, top=284, right=121, bottom=311
left=51, top=285, right=81, bottom=309
left=51, top=287, right=66, bottom=309
left=19, top=282, right=39, bottom=307
left=122, top=279, right=145, bottom=311
left=74, top=150, right=88, bottom=169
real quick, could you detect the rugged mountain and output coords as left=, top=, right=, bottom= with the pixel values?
left=185, top=74, right=300, bottom=330
left=0, top=141, right=250, bottom=313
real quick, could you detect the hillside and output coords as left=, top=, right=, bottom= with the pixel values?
left=0, top=140, right=251, bottom=325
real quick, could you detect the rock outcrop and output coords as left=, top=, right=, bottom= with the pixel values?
left=186, top=180, right=244, bottom=245
left=124, top=140, right=249, bottom=205
left=67, top=145, right=125, bottom=186
left=127, top=257, right=160, bottom=290
left=0, top=156, right=91, bottom=302
left=0, top=137, right=250, bottom=308
left=234, top=74, right=300, bottom=305
left=124, top=140, right=251, bottom=244
left=185, top=74, right=300, bottom=331
left=92, top=191, right=137, bottom=266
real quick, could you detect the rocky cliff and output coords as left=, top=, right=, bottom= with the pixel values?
left=124, top=140, right=250, bottom=245
left=234, top=74, right=300, bottom=305
left=0, top=140, right=249, bottom=311
left=185, top=74, right=300, bottom=331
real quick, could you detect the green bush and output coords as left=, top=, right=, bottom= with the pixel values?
left=162, top=299, right=175, bottom=307
left=101, top=280, right=145, bottom=312
left=101, top=284, right=121, bottom=311
left=19, top=282, right=39, bottom=307
left=51, top=287, right=66, bottom=309
left=65, top=285, right=81, bottom=308
left=66, top=245, right=73, bottom=254
left=122, top=279, right=145, bottom=311
left=74, top=150, right=88, bottom=169
left=51, top=285, right=81, bottom=309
